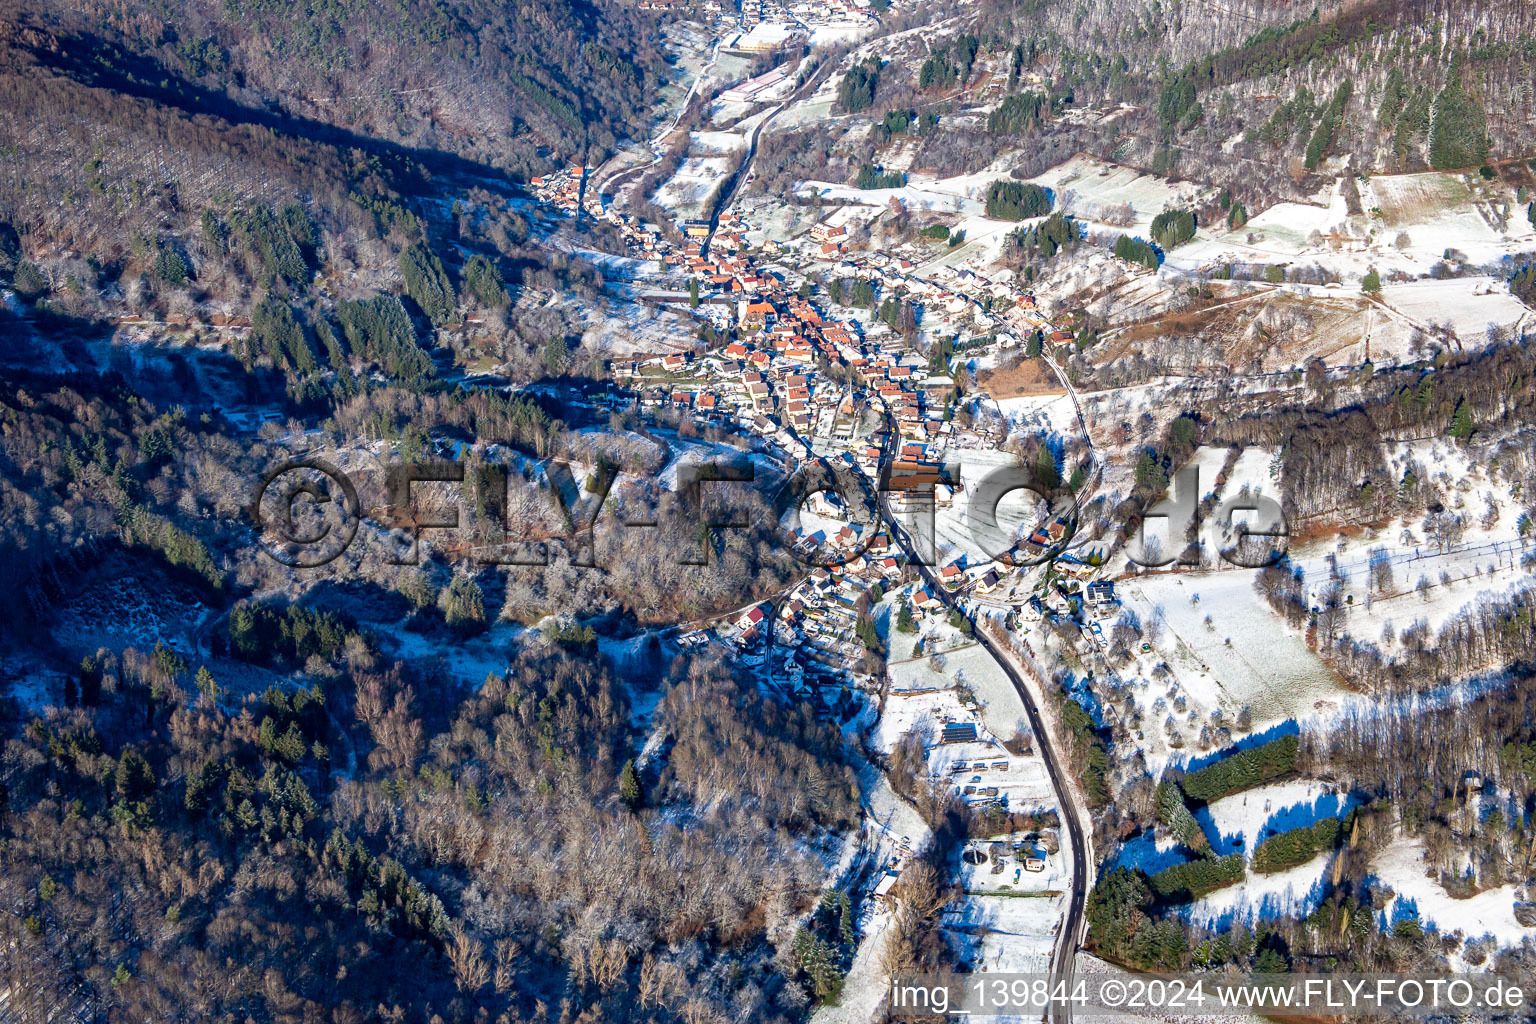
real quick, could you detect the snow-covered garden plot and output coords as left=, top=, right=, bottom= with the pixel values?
left=947, top=892, right=1064, bottom=973
left=1120, top=570, right=1346, bottom=740
left=883, top=643, right=1027, bottom=739
left=1370, top=833, right=1528, bottom=950
left=653, top=155, right=736, bottom=216
left=960, top=835, right=1068, bottom=896
left=937, top=733, right=1058, bottom=811
left=872, top=683, right=973, bottom=749
left=878, top=637, right=1056, bottom=810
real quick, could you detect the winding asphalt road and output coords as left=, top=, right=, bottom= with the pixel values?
left=702, top=51, right=844, bottom=256
left=871, top=421, right=1090, bottom=1024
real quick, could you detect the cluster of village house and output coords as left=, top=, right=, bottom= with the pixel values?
left=518, top=24, right=1143, bottom=936
left=861, top=713, right=1064, bottom=908
left=625, top=0, right=883, bottom=72
left=532, top=163, right=1113, bottom=692
left=527, top=165, right=592, bottom=217
left=594, top=202, right=1078, bottom=355
left=526, top=167, right=1132, bottom=924
left=736, top=0, right=877, bottom=36
left=558, top=112, right=1079, bottom=357
left=526, top=138, right=1125, bottom=801
left=634, top=0, right=876, bottom=34
left=635, top=0, right=724, bottom=11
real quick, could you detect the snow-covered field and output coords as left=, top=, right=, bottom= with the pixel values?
left=654, top=155, right=735, bottom=214
left=1121, top=571, right=1344, bottom=763
left=1188, top=849, right=1331, bottom=929
left=1027, top=154, right=1213, bottom=240
left=1141, top=781, right=1351, bottom=929
left=1222, top=446, right=1281, bottom=502
left=1275, top=440, right=1530, bottom=657
left=1155, top=779, right=1345, bottom=933
left=879, top=659, right=968, bottom=715
left=1377, top=276, right=1530, bottom=342
left=1366, top=171, right=1536, bottom=265
left=1197, top=780, right=1357, bottom=857
left=1196, top=182, right=1351, bottom=259
left=922, top=448, right=1059, bottom=568
left=808, top=20, right=876, bottom=47
left=797, top=153, right=1054, bottom=270
left=994, top=391, right=1082, bottom=438
left=1174, top=169, right=1536, bottom=309
left=1371, top=833, right=1528, bottom=949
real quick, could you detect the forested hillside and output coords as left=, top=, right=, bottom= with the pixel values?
left=870, top=0, right=1536, bottom=201
left=0, top=636, right=856, bottom=1021
left=5, top=0, right=667, bottom=180
left=0, top=0, right=667, bottom=275
left=0, top=0, right=663, bottom=430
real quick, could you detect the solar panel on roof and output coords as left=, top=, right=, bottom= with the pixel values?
left=941, top=723, right=978, bottom=744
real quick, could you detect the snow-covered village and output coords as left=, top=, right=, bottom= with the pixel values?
left=484, top=19, right=1536, bottom=1005
left=6, top=0, right=1536, bottom=1020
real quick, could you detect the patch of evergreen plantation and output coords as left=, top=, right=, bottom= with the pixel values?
left=1136, top=737, right=1305, bottom=905
left=1155, top=780, right=1208, bottom=853
left=1148, top=853, right=1244, bottom=902
left=1178, top=734, right=1300, bottom=804
left=1251, top=815, right=1343, bottom=875
left=1146, top=781, right=1243, bottom=903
